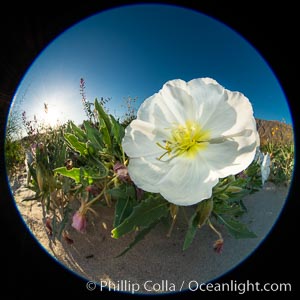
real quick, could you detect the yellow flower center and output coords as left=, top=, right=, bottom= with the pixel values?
left=157, top=120, right=210, bottom=161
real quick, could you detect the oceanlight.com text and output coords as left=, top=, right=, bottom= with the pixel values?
left=188, top=280, right=292, bottom=294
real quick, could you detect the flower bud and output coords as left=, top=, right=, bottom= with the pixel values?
left=85, top=185, right=101, bottom=196
left=227, top=185, right=243, bottom=193
left=196, top=198, right=213, bottom=228
left=135, top=186, right=144, bottom=201
left=64, top=159, right=73, bottom=170
left=72, top=211, right=87, bottom=233
left=113, top=161, right=130, bottom=182
left=38, top=142, right=44, bottom=151
left=213, top=238, right=224, bottom=254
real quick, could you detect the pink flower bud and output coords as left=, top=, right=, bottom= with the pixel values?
left=38, top=142, right=44, bottom=150
left=135, top=186, right=144, bottom=201
left=213, top=239, right=224, bottom=254
left=72, top=211, right=87, bottom=233
left=236, top=170, right=247, bottom=179
left=113, top=161, right=130, bottom=182
left=85, top=185, right=101, bottom=196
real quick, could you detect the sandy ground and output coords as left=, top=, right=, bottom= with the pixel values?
left=10, top=173, right=289, bottom=294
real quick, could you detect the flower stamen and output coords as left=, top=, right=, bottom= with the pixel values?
left=157, top=121, right=210, bottom=161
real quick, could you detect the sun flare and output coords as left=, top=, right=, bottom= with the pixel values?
left=43, top=103, right=61, bottom=127
left=40, top=100, right=67, bottom=127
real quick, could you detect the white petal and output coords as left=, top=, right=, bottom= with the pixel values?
left=136, top=93, right=173, bottom=129
left=205, top=93, right=254, bottom=140
left=157, top=157, right=219, bottom=206
left=128, top=154, right=219, bottom=206
left=187, top=78, right=233, bottom=131
left=201, top=130, right=257, bottom=177
left=253, top=118, right=261, bottom=147
left=223, top=92, right=255, bottom=135
left=127, top=156, right=169, bottom=193
left=122, top=119, right=168, bottom=158
left=159, top=79, right=199, bottom=122
left=187, top=78, right=256, bottom=141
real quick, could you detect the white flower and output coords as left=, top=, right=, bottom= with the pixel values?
left=122, top=78, right=259, bottom=206
left=261, top=153, right=271, bottom=185
left=254, top=148, right=271, bottom=185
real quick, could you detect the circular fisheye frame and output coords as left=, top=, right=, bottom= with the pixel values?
left=6, top=3, right=294, bottom=295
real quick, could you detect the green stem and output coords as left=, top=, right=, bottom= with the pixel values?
left=207, top=218, right=223, bottom=240
left=84, top=177, right=116, bottom=209
left=122, top=148, right=126, bottom=165
left=85, top=188, right=105, bottom=208
left=167, top=213, right=177, bottom=238
left=181, top=207, right=189, bottom=225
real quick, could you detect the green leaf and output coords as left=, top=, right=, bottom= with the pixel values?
left=83, top=165, right=108, bottom=181
left=110, top=186, right=137, bottom=228
left=108, top=184, right=136, bottom=199
left=95, top=99, right=112, bottom=148
left=99, top=119, right=111, bottom=149
left=109, top=115, right=125, bottom=159
left=226, top=190, right=250, bottom=203
left=53, top=144, right=67, bottom=168
left=111, top=196, right=169, bottom=239
left=68, top=121, right=87, bottom=142
left=57, top=204, right=72, bottom=240
left=110, top=114, right=125, bottom=145
left=115, top=222, right=158, bottom=257
left=183, top=198, right=213, bottom=250
left=213, top=201, right=245, bottom=216
left=54, top=167, right=82, bottom=183
left=183, top=211, right=199, bottom=251
left=95, top=98, right=112, bottom=132
left=216, top=193, right=229, bottom=200
left=89, top=160, right=108, bottom=179
left=195, top=198, right=213, bottom=228
left=230, top=178, right=248, bottom=188
left=83, top=120, right=104, bottom=150
left=215, top=214, right=257, bottom=239
left=64, top=133, right=88, bottom=156
left=54, top=166, right=106, bottom=184
left=114, top=197, right=132, bottom=227
left=28, top=162, right=37, bottom=184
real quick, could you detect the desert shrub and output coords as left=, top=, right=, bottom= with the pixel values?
left=5, top=138, right=24, bottom=177
left=261, top=142, right=294, bottom=186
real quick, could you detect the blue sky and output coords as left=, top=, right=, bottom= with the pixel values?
left=11, top=4, right=292, bottom=129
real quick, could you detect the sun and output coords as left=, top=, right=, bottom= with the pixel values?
left=41, top=101, right=67, bottom=127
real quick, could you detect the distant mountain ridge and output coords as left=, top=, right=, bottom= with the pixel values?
left=255, top=118, right=293, bottom=146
